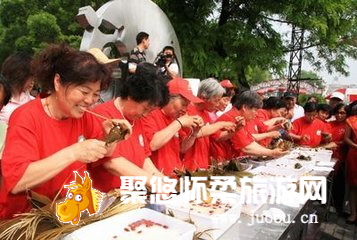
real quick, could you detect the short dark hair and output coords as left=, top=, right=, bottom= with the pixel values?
left=263, top=97, right=287, bottom=110
left=119, top=62, right=169, bottom=107
left=307, top=95, right=318, bottom=102
left=31, top=43, right=111, bottom=93
left=317, top=103, right=331, bottom=113
left=283, top=92, right=296, bottom=99
left=136, top=32, right=149, bottom=45
left=162, top=46, right=175, bottom=55
left=304, top=102, right=318, bottom=112
left=1, top=52, right=32, bottom=94
left=331, top=103, right=346, bottom=115
left=347, top=100, right=357, bottom=117
left=222, top=87, right=235, bottom=97
left=232, top=91, right=263, bottom=110
left=0, top=74, right=12, bottom=107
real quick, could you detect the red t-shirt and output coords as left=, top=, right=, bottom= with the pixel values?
left=141, top=109, right=184, bottom=177
left=210, top=108, right=240, bottom=162
left=255, top=109, right=273, bottom=146
left=245, top=117, right=270, bottom=147
left=182, top=105, right=212, bottom=171
left=329, top=121, right=346, bottom=160
left=291, top=117, right=329, bottom=147
left=0, top=98, right=102, bottom=219
left=87, top=100, right=149, bottom=193
left=231, top=126, right=255, bottom=156
left=256, top=109, right=272, bottom=122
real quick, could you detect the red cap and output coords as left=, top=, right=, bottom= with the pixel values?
left=168, top=78, right=203, bottom=103
left=220, top=79, right=235, bottom=88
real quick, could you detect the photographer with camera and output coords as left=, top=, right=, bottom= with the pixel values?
left=154, top=46, right=179, bottom=78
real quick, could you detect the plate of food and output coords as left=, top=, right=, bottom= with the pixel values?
left=164, top=191, right=241, bottom=240
left=63, top=208, right=195, bottom=240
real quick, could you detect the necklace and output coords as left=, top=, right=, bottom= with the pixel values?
left=46, top=97, right=55, bottom=119
left=115, top=98, right=135, bottom=127
left=45, top=96, right=61, bottom=120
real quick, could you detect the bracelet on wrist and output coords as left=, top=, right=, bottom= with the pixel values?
left=176, top=118, right=183, bottom=128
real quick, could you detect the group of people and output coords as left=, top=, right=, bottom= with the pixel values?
left=0, top=42, right=356, bottom=225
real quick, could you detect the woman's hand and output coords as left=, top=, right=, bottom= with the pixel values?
left=270, top=148, right=289, bottom=157
left=69, top=139, right=108, bottom=163
left=177, top=115, right=204, bottom=128
left=102, top=119, right=133, bottom=140
left=235, top=116, right=246, bottom=131
left=269, top=131, right=281, bottom=138
left=219, top=121, right=236, bottom=132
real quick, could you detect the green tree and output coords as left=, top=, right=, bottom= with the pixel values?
left=300, top=70, right=325, bottom=90
left=155, top=0, right=357, bottom=88
left=0, top=0, right=108, bottom=63
left=245, top=66, right=272, bottom=85
left=299, top=94, right=326, bottom=106
left=0, top=0, right=356, bottom=87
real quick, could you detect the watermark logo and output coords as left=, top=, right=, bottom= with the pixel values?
left=56, top=171, right=103, bottom=225
left=119, top=176, right=327, bottom=205
left=240, top=176, right=327, bottom=205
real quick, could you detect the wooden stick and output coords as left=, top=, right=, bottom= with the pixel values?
left=84, top=109, right=109, bottom=121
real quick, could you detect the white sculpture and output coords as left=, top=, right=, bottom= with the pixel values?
left=76, top=0, right=182, bottom=73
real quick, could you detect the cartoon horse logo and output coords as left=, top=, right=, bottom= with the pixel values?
left=56, top=171, right=103, bottom=225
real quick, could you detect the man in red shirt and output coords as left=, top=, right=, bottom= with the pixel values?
left=142, top=78, right=204, bottom=177
left=289, top=102, right=331, bottom=147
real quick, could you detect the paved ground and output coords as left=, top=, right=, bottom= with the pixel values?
left=303, top=203, right=357, bottom=240
left=315, top=212, right=357, bottom=240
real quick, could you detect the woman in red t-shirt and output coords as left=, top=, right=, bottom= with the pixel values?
left=0, top=44, right=130, bottom=219
left=344, top=103, right=357, bottom=223
left=329, top=103, right=347, bottom=161
left=141, top=78, right=204, bottom=177
left=289, top=102, right=331, bottom=147
left=253, top=97, right=288, bottom=146
left=329, top=103, right=347, bottom=214
left=182, top=78, right=236, bottom=171
left=88, top=63, right=170, bottom=193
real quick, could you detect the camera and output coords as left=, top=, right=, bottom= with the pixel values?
left=155, top=52, right=173, bottom=67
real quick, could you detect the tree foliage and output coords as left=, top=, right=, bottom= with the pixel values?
left=0, top=0, right=108, bottom=65
left=300, top=70, right=325, bottom=90
left=155, top=0, right=357, bottom=88
left=0, top=0, right=356, bottom=89
left=299, top=93, right=326, bottom=106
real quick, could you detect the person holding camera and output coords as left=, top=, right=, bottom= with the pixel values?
left=155, top=46, right=179, bottom=78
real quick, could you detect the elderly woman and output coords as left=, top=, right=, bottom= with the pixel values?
left=212, top=79, right=236, bottom=120
left=87, top=63, right=170, bottom=193
left=142, top=77, right=204, bottom=177
left=182, top=78, right=236, bottom=171
left=0, top=53, right=34, bottom=123
left=210, top=91, right=287, bottom=161
left=0, top=44, right=130, bottom=219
